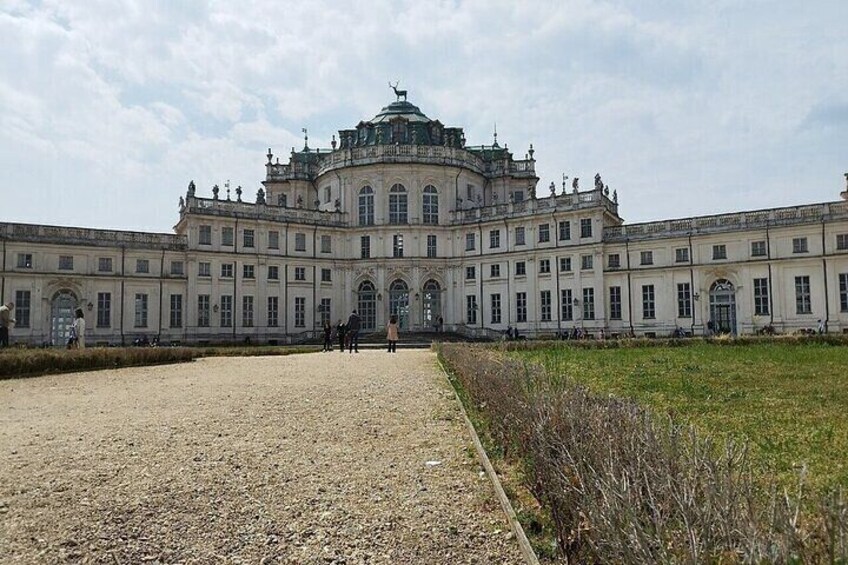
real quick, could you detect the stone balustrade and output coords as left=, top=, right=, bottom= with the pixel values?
left=449, top=189, right=618, bottom=224
left=0, top=222, right=186, bottom=250
left=603, top=201, right=848, bottom=241
left=184, top=197, right=348, bottom=227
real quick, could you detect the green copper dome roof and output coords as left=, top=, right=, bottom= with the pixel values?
left=370, top=100, right=431, bottom=124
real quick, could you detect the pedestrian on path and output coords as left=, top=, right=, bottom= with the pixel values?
left=72, top=308, right=86, bottom=349
left=336, top=319, right=347, bottom=353
left=346, top=310, right=361, bottom=353
left=0, top=302, right=15, bottom=348
left=386, top=314, right=399, bottom=353
left=322, top=320, right=333, bottom=351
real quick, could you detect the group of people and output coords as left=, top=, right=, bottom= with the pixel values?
left=321, top=310, right=400, bottom=353
left=0, top=302, right=86, bottom=349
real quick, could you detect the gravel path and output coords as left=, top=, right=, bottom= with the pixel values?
left=0, top=350, right=523, bottom=564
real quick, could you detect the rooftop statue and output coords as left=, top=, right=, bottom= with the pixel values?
left=178, top=196, right=185, bottom=211
left=572, top=177, right=579, bottom=192
left=389, top=81, right=408, bottom=102
left=256, top=187, right=266, bottom=205
left=595, top=173, right=603, bottom=191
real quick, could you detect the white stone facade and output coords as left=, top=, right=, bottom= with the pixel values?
left=2, top=97, right=848, bottom=345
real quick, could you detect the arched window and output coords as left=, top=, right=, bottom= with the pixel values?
left=389, top=279, right=410, bottom=329
left=422, top=279, right=442, bottom=328
left=388, top=184, right=408, bottom=225
left=358, top=186, right=374, bottom=226
left=422, top=185, right=439, bottom=225
left=357, top=280, right=377, bottom=330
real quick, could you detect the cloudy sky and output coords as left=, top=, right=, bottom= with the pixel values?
left=2, top=0, right=846, bottom=232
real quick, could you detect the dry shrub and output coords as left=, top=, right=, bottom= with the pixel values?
left=439, top=343, right=848, bottom=564
left=0, top=347, right=196, bottom=379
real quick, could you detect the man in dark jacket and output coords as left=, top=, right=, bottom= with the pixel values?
left=346, top=310, right=361, bottom=353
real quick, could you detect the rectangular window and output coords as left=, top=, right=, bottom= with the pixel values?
left=465, top=266, right=476, bottom=280
left=295, top=233, right=306, bottom=252
left=515, top=261, right=526, bottom=276
left=134, top=293, right=148, bottom=328
left=170, top=261, right=184, bottom=276
left=268, top=230, right=280, bottom=249
left=839, top=273, right=848, bottom=313
left=837, top=234, right=848, bottom=251
left=539, top=259, right=551, bottom=274
left=320, top=268, right=331, bottom=282
left=515, top=227, right=525, bottom=246
left=466, top=233, right=476, bottom=251
left=640, top=251, right=654, bottom=265
left=751, top=241, right=767, bottom=257
left=295, top=297, right=306, bottom=327
left=540, top=290, right=552, bottom=322
left=490, top=293, right=501, bottom=324
left=321, top=235, right=331, bottom=253
left=561, top=289, right=573, bottom=320
left=97, top=292, right=111, bottom=328
left=294, top=267, right=306, bottom=281
left=59, top=255, right=73, bottom=270
left=222, top=227, right=234, bottom=246
left=466, top=295, right=477, bottom=324
left=580, top=218, right=593, bottom=239
left=581, top=254, right=593, bottom=270
left=198, top=295, right=210, bottom=327
left=489, top=229, right=500, bottom=249
left=753, top=278, right=770, bottom=316
left=677, top=282, right=692, bottom=318
left=242, top=296, right=254, bottom=327
left=559, top=257, right=572, bottom=272
left=319, top=298, right=332, bottom=326
left=17, top=253, right=32, bottom=269
left=170, top=294, right=183, bottom=328
left=243, top=264, right=255, bottom=279
left=268, top=265, right=279, bottom=280
left=712, top=244, right=727, bottom=260
left=512, top=190, right=524, bottom=202
left=675, top=248, right=689, bottom=263
left=538, top=223, right=550, bottom=243
left=795, top=276, right=811, bottom=314
left=607, top=254, right=620, bottom=269
left=267, top=296, right=279, bottom=327
left=14, top=290, right=30, bottom=328
left=243, top=229, right=255, bottom=248
left=793, top=237, right=808, bottom=254
left=642, top=285, right=655, bottom=319
left=582, top=288, right=595, bottom=320
left=393, top=234, right=404, bottom=258
left=516, top=292, right=527, bottom=323
left=361, top=235, right=371, bottom=259
left=199, top=225, right=212, bottom=245
left=427, top=234, right=437, bottom=258
left=198, top=262, right=211, bottom=277
left=559, top=221, right=571, bottom=241
left=490, top=264, right=501, bottom=278
left=609, top=286, right=622, bottom=320
left=220, top=295, right=233, bottom=327
left=98, top=257, right=112, bottom=272
left=221, top=263, right=233, bottom=278
left=136, top=259, right=149, bottom=274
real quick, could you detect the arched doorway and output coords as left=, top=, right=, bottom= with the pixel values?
left=389, top=279, right=410, bottom=330
left=709, top=279, right=737, bottom=335
left=51, top=290, right=77, bottom=346
left=357, top=281, right=376, bottom=331
left=422, top=279, right=442, bottom=330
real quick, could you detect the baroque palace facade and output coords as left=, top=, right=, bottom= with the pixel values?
left=2, top=94, right=848, bottom=346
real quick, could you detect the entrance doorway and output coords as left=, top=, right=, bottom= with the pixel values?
left=51, top=290, right=77, bottom=346
left=357, top=281, right=376, bottom=331
left=422, top=279, right=442, bottom=330
left=389, top=279, right=410, bottom=330
left=709, top=279, right=737, bottom=335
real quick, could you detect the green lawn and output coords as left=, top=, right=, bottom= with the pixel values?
left=514, top=343, right=848, bottom=491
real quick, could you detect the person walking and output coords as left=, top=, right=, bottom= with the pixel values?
left=0, top=302, right=15, bottom=348
left=346, top=310, right=361, bottom=353
left=72, top=308, right=86, bottom=349
left=322, top=320, right=333, bottom=351
left=336, top=319, right=347, bottom=353
left=386, top=314, right=399, bottom=353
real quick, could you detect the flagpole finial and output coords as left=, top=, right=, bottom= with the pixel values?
left=302, top=128, right=309, bottom=151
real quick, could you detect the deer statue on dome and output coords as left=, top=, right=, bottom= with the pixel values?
left=389, top=81, right=407, bottom=102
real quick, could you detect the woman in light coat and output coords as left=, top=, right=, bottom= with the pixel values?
left=386, top=315, right=399, bottom=353
left=72, top=308, right=86, bottom=349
